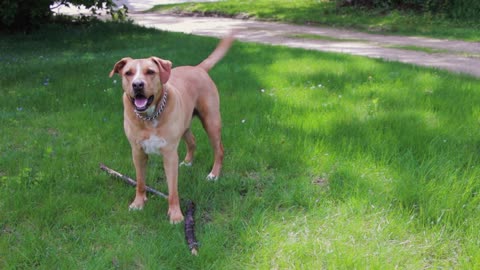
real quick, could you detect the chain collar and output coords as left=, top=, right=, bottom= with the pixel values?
left=135, top=87, right=168, bottom=121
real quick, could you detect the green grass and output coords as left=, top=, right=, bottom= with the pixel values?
left=383, top=45, right=451, bottom=54
left=286, top=33, right=365, bottom=42
left=384, top=45, right=480, bottom=59
left=2, top=21, right=480, bottom=268
left=150, top=0, right=480, bottom=41
left=287, top=34, right=474, bottom=56
left=287, top=34, right=453, bottom=54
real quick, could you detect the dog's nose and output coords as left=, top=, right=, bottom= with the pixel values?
left=132, top=80, right=144, bottom=92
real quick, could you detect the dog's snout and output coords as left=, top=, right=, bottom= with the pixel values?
left=132, top=80, right=145, bottom=92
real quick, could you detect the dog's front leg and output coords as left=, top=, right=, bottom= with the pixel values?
left=163, top=149, right=184, bottom=224
left=129, top=147, right=148, bottom=210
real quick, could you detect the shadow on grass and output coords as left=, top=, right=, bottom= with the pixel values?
left=0, top=21, right=312, bottom=268
left=2, top=21, right=480, bottom=268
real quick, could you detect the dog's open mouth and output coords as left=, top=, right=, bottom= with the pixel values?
left=132, top=95, right=154, bottom=112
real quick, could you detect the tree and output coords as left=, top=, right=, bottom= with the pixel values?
left=0, top=0, right=117, bottom=32
left=335, top=0, right=480, bottom=20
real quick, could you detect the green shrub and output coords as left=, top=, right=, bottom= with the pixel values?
left=0, top=0, right=120, bottom=32
left=0, top=0, right=53, bottom=31
left=441, top=0, right=480, bottom=20
left=336, top=0, right=423, bottom=9
left=336, top=0, right=480, bottom=20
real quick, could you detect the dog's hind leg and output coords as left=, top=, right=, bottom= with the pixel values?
left=201, top=115, right=224, bottom=181
left=180, top=129, right=196, bottom=167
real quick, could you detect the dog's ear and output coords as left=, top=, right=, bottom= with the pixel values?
left=150, top=57, right=172, bottom=84
left=109, top=57, right=132, bottom=78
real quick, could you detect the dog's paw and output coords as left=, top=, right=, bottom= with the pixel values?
left=129, top=196, right=147, bottom=211
left=206, top=173, right=218, bottom=181
left=179, top=161, right=193, bottom=167
left=168, top=208, right=184, bottom=224
left=128, top=203, right=144, bottom=211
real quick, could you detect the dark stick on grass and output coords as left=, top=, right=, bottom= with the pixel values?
left=99, top=163, right=199, bottom=255
left=184, top=200, right=199, bottom=255
left=99, top=163, right=168, bottom=199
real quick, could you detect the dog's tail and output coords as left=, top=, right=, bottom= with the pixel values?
left=197, top=31, right=236, bottom=72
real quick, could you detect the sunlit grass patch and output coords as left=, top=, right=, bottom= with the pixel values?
left=286, top=33, right=367, bottom=43
left=383, top=44, right=450, bottom=54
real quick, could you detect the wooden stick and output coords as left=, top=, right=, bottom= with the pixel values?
left=99, top=163, right=168, bottom=199
left=99, top=163, right=199, bottom=255
left=184, top=200, right=199, bottom=255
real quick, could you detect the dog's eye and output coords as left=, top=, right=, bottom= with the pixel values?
left=146, top=69, right=156, bottom=75
left=125, top=70, right=133, bottom=76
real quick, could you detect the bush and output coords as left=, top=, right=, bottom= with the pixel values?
left=1, top=0, right=54, bottom=31
left=440, top=0, right=480, bottom=20
left=336, top=0, right=480, bottom=20
left=0, top=0, right=119, bottom=32
left=336, top=0, right=423, bottom=10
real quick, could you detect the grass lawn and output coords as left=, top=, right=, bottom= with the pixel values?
left=150, top=0, right=480, bottom=41
left=1, top=21, right=480, bottom=268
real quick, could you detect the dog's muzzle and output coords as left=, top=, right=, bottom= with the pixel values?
left=131, top=80, right=154, bottom=112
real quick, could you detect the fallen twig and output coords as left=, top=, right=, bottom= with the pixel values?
left=184, top=200, right=199, bottom=255
left=99, top=163, right=199, bottom=255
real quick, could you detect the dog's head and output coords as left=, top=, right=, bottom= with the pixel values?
left=109, top=57, right=172, bottom=112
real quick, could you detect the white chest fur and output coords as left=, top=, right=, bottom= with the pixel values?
left=140, top=135, right=167, bottom=155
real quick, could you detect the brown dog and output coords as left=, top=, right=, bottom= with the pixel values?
left=109, top=34, right=234, bottom=223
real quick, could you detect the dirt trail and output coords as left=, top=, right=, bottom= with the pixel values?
left=129, top=12, right=480, bottom=78
left=54, top=0, right=480, bottom=77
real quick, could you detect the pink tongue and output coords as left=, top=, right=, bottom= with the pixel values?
left=134, top=97, right=148, bottom=108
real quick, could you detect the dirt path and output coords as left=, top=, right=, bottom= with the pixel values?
left=54, top=0, right=480, bottom=77
left=128, top=12, right=480, bottom=78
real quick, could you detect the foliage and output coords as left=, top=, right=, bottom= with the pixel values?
left=336, top=0, right=480, bottom=20
left=0, top=0, right=54, bottom=31
left=0, top=0, right=127, bottom=32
